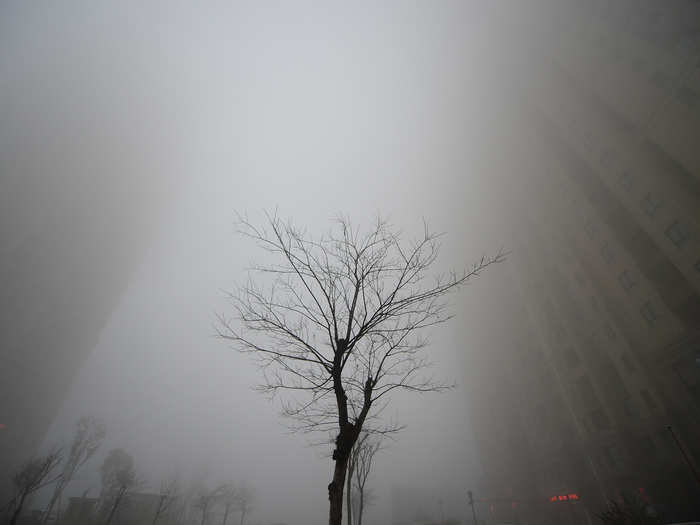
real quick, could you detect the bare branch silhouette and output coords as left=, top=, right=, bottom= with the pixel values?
left=218, top=212, right=504, bottom=525
left=4, top=446, right=63, bottom=525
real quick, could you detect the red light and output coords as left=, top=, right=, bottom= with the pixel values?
left=550, top=493, right=580, bottom=502
left=639, top=488, right=648, bottom=503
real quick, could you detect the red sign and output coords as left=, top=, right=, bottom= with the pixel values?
left=550, top=493, right=580, bottom=502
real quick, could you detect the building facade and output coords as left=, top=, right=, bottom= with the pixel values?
left=0, top=172, right=169, bottom=503
left=465, top=1, right=700, bottom=523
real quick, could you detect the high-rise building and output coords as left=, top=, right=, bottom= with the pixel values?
left=464, top=2, right=700, bottom=523
left=1, top=3, right=183, bottom=501
left=0, top=173, right=168, bottom=503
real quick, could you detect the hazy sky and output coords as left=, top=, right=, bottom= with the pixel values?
left=1, top=2, right=544, bottom=523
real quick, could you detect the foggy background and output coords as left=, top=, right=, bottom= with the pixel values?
left=6, top=1, right=698, bottom=525
left=2, top=2, right=527, bottom=523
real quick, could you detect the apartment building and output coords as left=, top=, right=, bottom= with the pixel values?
left=465, top=2, right=700, bottom=522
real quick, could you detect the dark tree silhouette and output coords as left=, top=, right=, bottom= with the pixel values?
left=4, top=446, right=63, bottom=525
left=43, top=416, right=105, bottom=524
left=99, top=448, right=139, bottom=525
left=215, top=482, right=237, bottom=525
left=152, top=474, right=180, bottom=525
left=193, top=486, right=220, bottom=525
left=235, top=484, right=255, bottom=525
left=219, top=213, right=503, bottom=525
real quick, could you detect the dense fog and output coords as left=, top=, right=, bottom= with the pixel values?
left=3, top=2, right=700, bottom=525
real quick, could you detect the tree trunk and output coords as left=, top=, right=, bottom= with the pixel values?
left=152, top=495, right=165, bottom=525
left=222, top=504, right=230, bottom=525
left=55, top=493, right=62, bottom=524
left=239, top=506, right=246, bottom=525
left=357, top=491, right=364, bottom=525
left=43, top=481, right=65, bottom=525
left=328, top=456, right=349, bottom=525
left=106, top=487, right=125, bottom=525
left=346, top=458, right=354, bottom=525
left=9, top=492, right=27, bottom=525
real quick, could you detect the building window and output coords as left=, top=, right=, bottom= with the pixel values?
left=584, top=219, right=597, bottom=239
left=604, top=323, right=617, bottom=340
left=650, top=70, right=669, bottom=91
left=676, top=86, right=698, bottom=108
left=621, top=398, right=636, bottom=419
left=641, top=192, right=663, bottom=218
left=605, top=446, right=623, bottom=470
left=619, top=171, right=634, bottom=192
left=577, top=376, right=600, bottom=407
left=566, top=347, right=580, bottom=368
left=619, top=270, right=637, bottom=292
left=591, top=409, right=611, bottom=431
left=640, top=389, right=657, bottom=411
left=640, top=301, right=658, bottom=325
left=553, top=322, right=566, bottom=339
left=672, top=353, right=700, bottom=406
left=601, top=242, right=615, bottom=264
left=600, top=149, right=615, bottom=168
left=621, top=353, right=637, bottom=373
left=641, top=436, right=656, bottom=455
left=666, top=220, right=691, bottom=248
left=584, top=132, right=595, bottom=154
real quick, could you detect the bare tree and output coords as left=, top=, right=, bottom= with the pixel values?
left=346, top=432, right=368, bottom=525
left=219, top=213, right=503, bottom=525
left=42, top=416, right=105, bottom=524
left=4, top=446, right=63, bottom=525
left=235, top=484, right=255, bottom=525
left=152, top=474, right=180, bottom=525
left=99, top=448, right=139, bottom=525
left=215, top=483, right=237, bottom=525
left=350, top=488, right=375, bottom=525
left=171, top=481, right=199, bottom=525
left=193, top=487, right=219, bottom=525
left=352, top=434, right=382, bottom=525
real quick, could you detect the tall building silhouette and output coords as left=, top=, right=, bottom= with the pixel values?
left=465, top=2, right=700, bottom=522
left=0, top=173, right=169, bottom=502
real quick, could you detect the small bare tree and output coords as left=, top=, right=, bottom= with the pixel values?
left=43, top=416, right=105, bottom=524
left=235, top=484, right=255, bottom=525
left=5, top=446, right=63, bottom=525
left=346, top=432, right=368, bottom=525
left=193, top=487, right=219, bottom=525
left=219, top=213, right=503, bottom=525
left=215, top=483, right=237, bottom=525
left=350, top=488, right=375, bottom=525
left=152, top=474, right=180, bottom=525
left=352, top=434, right=382, bottom=525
